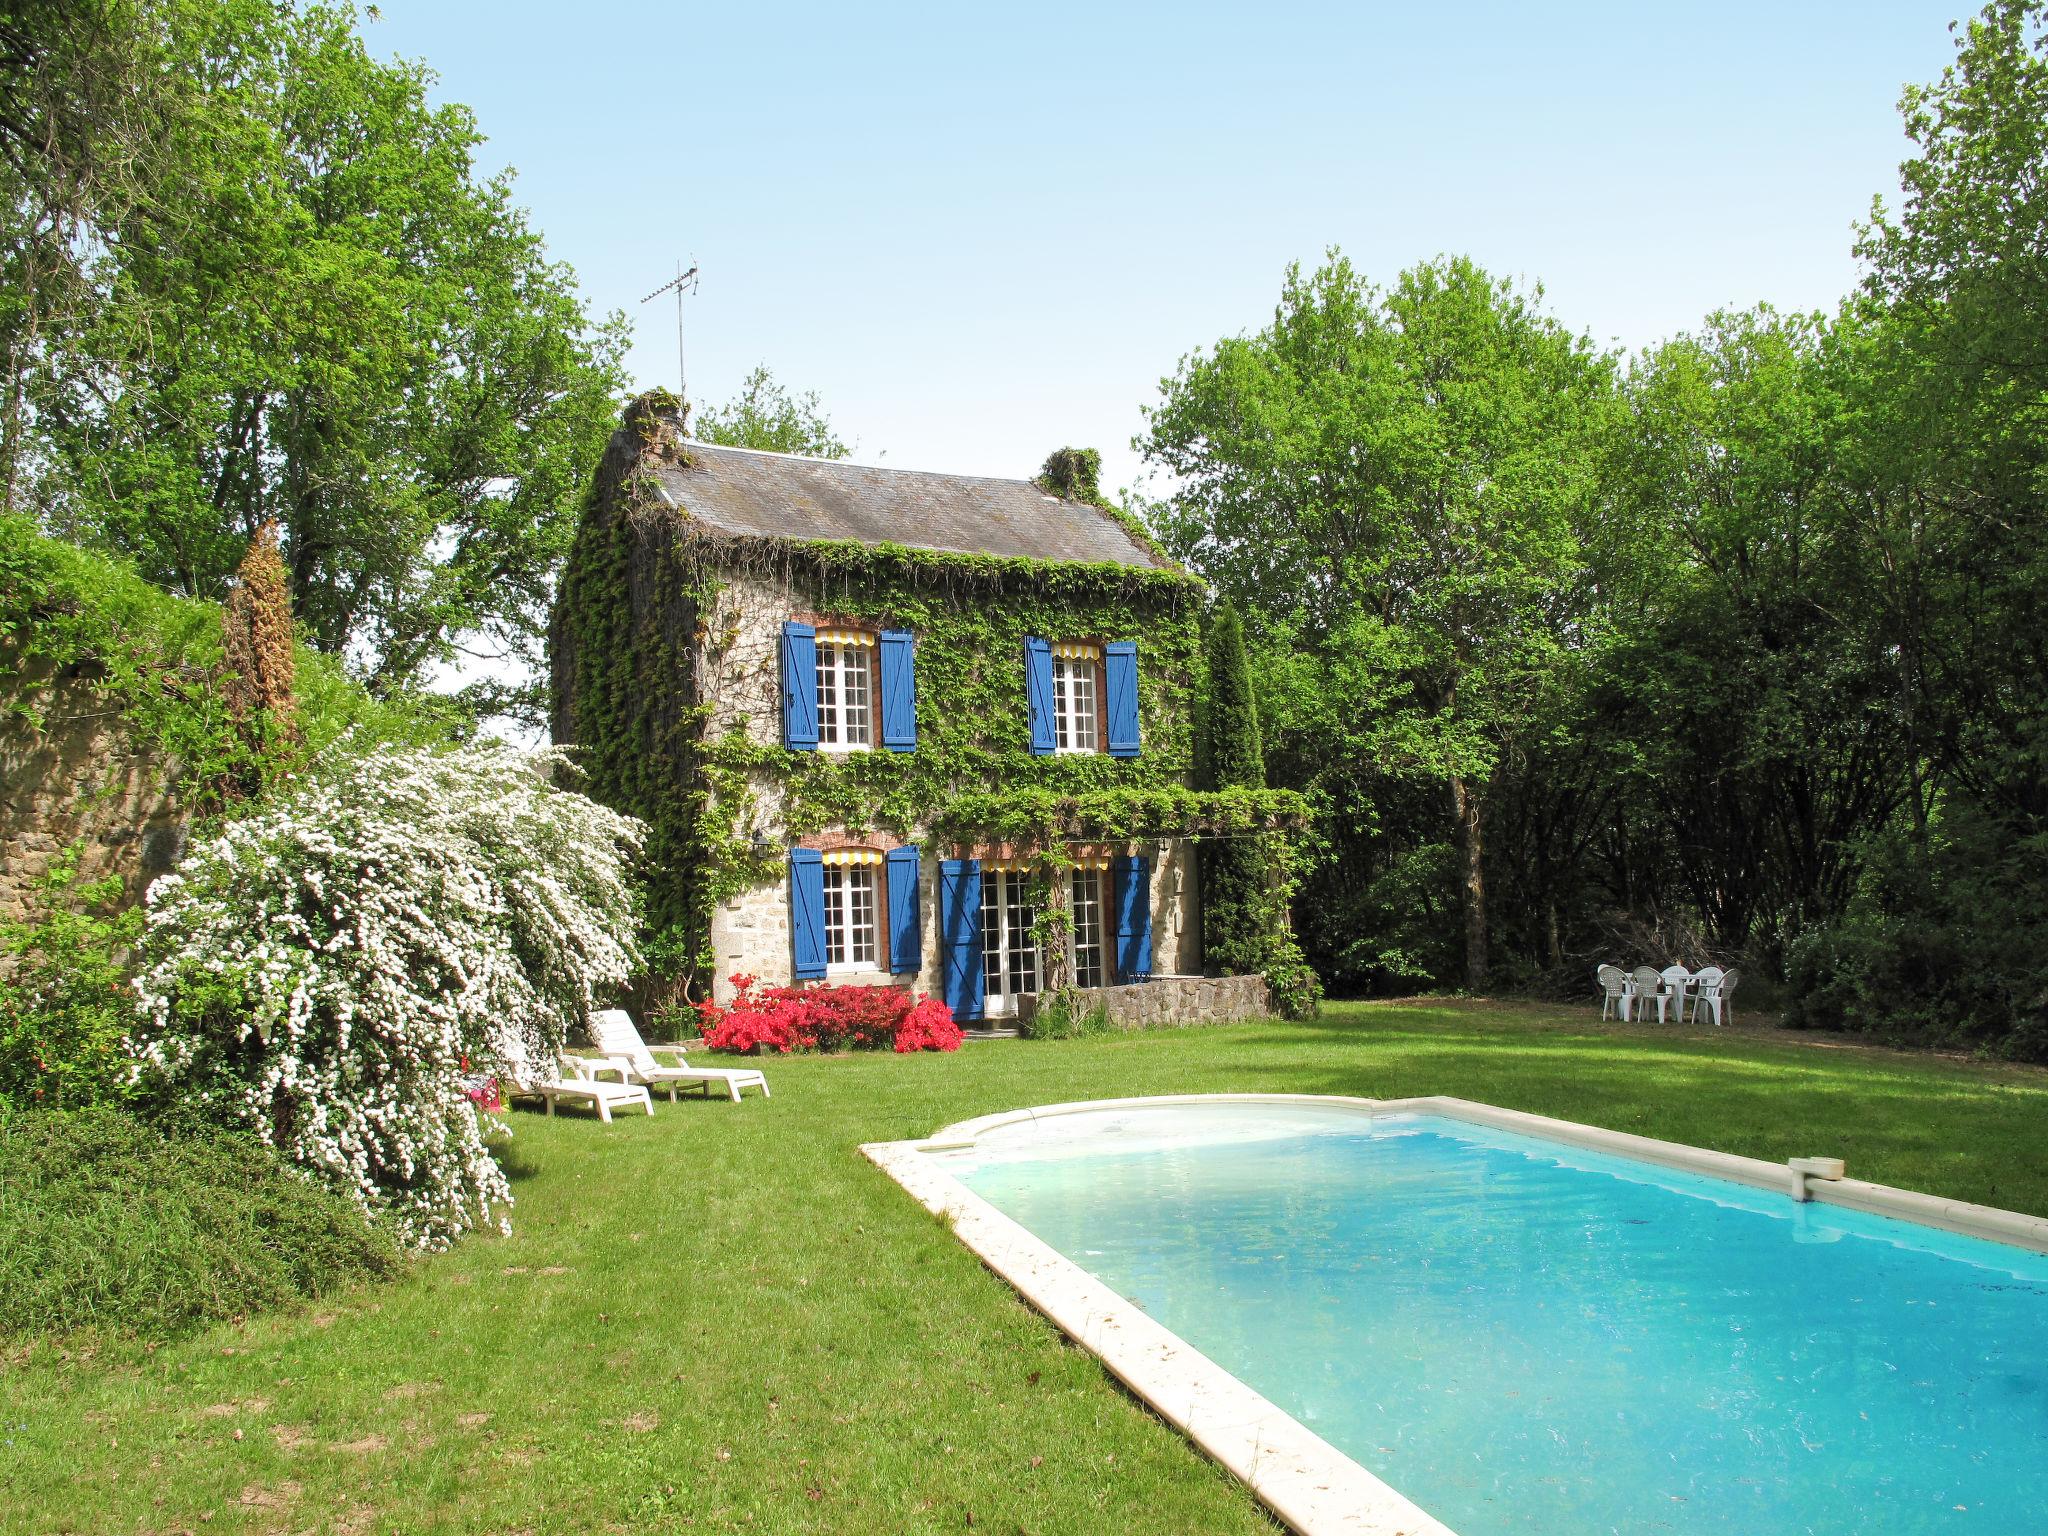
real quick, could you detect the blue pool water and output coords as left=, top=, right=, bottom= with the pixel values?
left=950, top=1104, right=2048, bottom=1535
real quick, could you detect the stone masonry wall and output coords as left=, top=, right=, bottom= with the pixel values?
left=0, top=656, right=186, bottom=929
left=1015, top=973, right=1272, bottom=1031
left=1147, top=840, right=1199, bottom=978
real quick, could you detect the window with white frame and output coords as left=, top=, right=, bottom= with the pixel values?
left=1051, top=643, right=1099, bottom=752
left=816, top=629, right=874, bottom=749
left=980, top=868, right=1040, bottom=1016
left=1069, top=865, right=1107, bottom=988
left=822, top=860, right=880, bottom=970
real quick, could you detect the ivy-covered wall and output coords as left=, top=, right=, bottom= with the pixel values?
left=550, top=396, right=1283, bottom=1004
left=693, top=568, right=1207, bottom=998
left=1, top=513, right=454, bottom=929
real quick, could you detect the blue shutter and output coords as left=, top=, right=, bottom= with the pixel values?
left=879, top=629, right=917, bottom=752
left=1024, top=637, right=1056, bottom=755
left=1114, top=854, right=1152, bottom=983
left=790, top=848, right=826, bottom=979
left=939, top=858, right=985, bottom=1021
left=1105, top=641, right=1140, bottom=758
left=886, top=844, right=922, bottom=974
left=782, top=621, right=818, bottom=751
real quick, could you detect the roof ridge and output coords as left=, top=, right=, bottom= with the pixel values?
left=681, top=437, right=1081, bottom=499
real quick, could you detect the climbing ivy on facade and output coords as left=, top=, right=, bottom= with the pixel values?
left=550, top=395, right=1311, bottom=1016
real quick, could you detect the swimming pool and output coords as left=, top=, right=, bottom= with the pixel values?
left=867, top=1097, right=2048, bottom=1536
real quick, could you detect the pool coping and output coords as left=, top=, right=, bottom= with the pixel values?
left=860, top=1092, right=2048, bottom=1536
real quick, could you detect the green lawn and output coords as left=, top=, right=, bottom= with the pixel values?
left=5, top=1001, right=2045, bottom=1535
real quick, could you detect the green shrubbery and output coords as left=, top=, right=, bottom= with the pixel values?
left=0, top=1107, right=401, bottom=1341
left=1260, top=949, right=1326, bottom=1022
left=0, top=851, right=142, bottom=1111
left=1786, top=809, right=2048, bottom=1063
left=0, top=524, right=652, bottom=1343
left=0, top=522, right=448, bottom=1338
left=1, top=513, right=458, bottom=787
left=1017, top=988, right=1113, bottom=1040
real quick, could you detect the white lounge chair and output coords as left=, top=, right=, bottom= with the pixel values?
left=505, top=1052, right=655, bottom=1122
left=588, top=1008, right=769, bottom=1103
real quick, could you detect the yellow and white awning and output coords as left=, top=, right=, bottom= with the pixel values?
left=821, top=848, right=885, bottom=867
left=984, top=855, right=1112, bottom=872
left=1051, top=640, right=1100, bottom=660
left=816, top=627, right=876, bottom=648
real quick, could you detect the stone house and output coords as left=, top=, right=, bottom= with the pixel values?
left=550, top=395, right=1289, bottom=1022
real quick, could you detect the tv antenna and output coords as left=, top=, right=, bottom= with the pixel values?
left=641, top=258, right=700, bottom=426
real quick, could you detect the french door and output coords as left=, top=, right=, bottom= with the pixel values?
left=979, top=869, right=1040, bottom=1017
left=1069, top=865, right=1108, bottom=988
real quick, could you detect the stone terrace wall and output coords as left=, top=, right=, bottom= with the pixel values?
left=1017, top=973, right=1270, bottom=1032
left=0, top=656, right=185, bottom=927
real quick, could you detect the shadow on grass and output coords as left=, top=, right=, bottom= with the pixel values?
left=1224, top=1021, right=2039, bottom=1104
left=494, top=1141, right=544, bottom=1184
left=493, top=1109, right=573, bottom=1183
left=1241, top=1008, right=2046, bottom=1087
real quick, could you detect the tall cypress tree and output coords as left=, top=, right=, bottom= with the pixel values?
left=1200, top=604, right=1273, bottom=975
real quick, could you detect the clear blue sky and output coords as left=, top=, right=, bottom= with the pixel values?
left=371, top=1, right=1961, bottom=499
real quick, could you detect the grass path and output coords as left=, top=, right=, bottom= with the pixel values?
left=5, top=1001, right=2044, bottom=1534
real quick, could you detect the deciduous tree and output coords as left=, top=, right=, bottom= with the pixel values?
left=7, top=1, right=627, bottom=719
left=1144, top=253, right=1616, bottom=990
left=694, top=365, right=848, bottom=459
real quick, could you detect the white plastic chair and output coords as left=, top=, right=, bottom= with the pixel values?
left=1629, top=965, right=1669, bottom=1022
left=1687, top=966, right=1725, bottom=1024
left=1693, top=968, right=1740, bottom=1027
left=588, top=1008, right=769, bottom=1103
left=504, top=1053, right=655, bottom=1122
left=1660, top=965, right=1693, bottom=1022
left=1595, top=964, right=1629, bottom=1020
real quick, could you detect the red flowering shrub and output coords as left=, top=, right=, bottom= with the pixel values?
left=893, top=995, right=964, bottom=1053
left=697, top=975, right=962, bottom=1054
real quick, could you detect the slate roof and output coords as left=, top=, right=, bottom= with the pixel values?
left=645, top=440, right=1173, bottom=571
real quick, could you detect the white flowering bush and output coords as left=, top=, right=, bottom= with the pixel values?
left=129, top=741, right=644, bottom=1249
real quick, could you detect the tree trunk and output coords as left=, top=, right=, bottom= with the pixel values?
left=3, top=240, right=40, bottom=519
left=1451, top=775, right=1488, bottom=992
left=1038, top=869, right=1072, bottom=993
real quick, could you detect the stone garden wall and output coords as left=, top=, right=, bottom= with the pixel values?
left=1016, top=973, right=1270, bottom=1031
left=0, top=655, right=185, bottom=928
